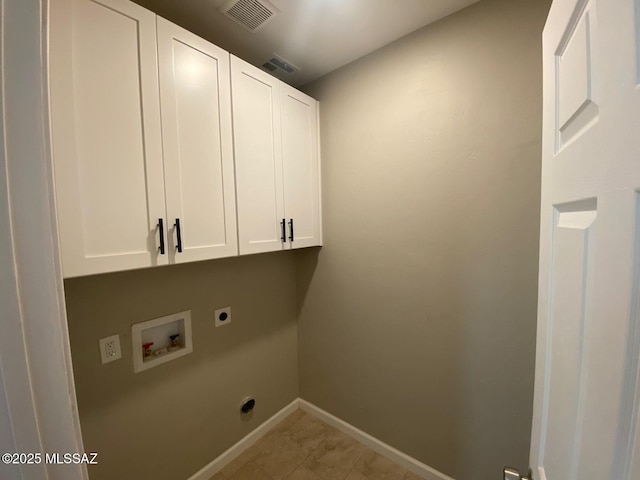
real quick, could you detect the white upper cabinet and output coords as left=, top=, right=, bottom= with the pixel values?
left=280, top=84, right=322, bottom=249
left=231, top=56, right=322, bottom=255
left=50, top=0, right=168, bottom=277
left=230, top=55, right=286, bottom=255
left=50, top=0, right=242, bottom=277
left=157, top=18, right=238, bottom=263
left=50, top=0, right=321, bottom=277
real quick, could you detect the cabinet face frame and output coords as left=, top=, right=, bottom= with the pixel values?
left=49, top=0, right=168, bottom=278
left=156, top=17, right=238, bottom=264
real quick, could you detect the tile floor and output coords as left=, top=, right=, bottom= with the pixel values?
left=209, top=409, right=424, bottom=480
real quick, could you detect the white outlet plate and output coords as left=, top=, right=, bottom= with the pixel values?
left=215, top=307, right=231, bottom=327
left=99, top=334, right=122, bottom=364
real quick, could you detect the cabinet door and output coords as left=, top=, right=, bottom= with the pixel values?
left=280, top=85, right=322, bottom=249
left=230, top=55, right=285, bottom=255
left=50, top=0, right=167, bottom=277
left=157, top=18, right=238, bottom=264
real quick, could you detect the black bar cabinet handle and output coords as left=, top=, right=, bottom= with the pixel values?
left=280, top=219, right=286, bottom=243
left=174, top=218, right=183, bottom=253
left=288, top=218, right=294, bottom=242
left=158, top=218, right=165, bottom=254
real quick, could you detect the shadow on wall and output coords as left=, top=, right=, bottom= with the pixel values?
left=295, top=247, right=320, bottom=316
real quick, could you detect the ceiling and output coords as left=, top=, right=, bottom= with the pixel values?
left=131, top=0, right=480, bottom=86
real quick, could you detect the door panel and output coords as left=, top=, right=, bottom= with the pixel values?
left=231, top=55, right=285, bottom=255
left=555, top=0, right=598, bottom=151
left=543, top=202, right=596, bottom=480
left=532, top=0, right=640, bottom=479
left=157, top=18, right=238, bottom=263
left=281, top=84, right=322, bottom=249
left=580, top=190, right=639, bottom=479
left=636, top=0, right=640, bottom=84
left=624, top=193, right=640, bottom=480
left=50, top=0, right=167, bottom=277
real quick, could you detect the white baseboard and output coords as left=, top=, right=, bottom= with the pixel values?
left=187, top=399, right=300, bottom=480
left=298, top=399, right=454, bottom=480
left=187, top=397, right=454, bottom=480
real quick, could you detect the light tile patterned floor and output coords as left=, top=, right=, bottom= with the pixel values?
left=209, top=409, right=424, bottom=480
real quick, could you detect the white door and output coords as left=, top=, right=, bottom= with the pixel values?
left=49, top=0, right=168, bottom=277
left=281, top=84, right=322, bottom=249
left=530, top=0, right=640, bottom=479
left=230, top=55, right=286, bottom=255
left=157, top=18, right=238, bottom=264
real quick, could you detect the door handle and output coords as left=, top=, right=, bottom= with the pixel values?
left=503, top=467, right=532, bottom=480
left=157, top=218, right=165, bottom=255
left=280, top=219, right=286, bottom=243
left=288, top=218, right=294, bottom=242
left=174, top=218, right=183, bottom=253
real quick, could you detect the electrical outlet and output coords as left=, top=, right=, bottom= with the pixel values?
left=99, top=334, right=122, bottom=364
left=214, top=307, right=231, bottom=327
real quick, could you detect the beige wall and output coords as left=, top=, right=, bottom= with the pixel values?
left=64, top=253, right=299, bottom=480
left=297, top=0, right=550, bottom=479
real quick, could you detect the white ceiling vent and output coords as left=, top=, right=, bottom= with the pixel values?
left=219, top=0, right=280, bottom=32
left=262, top=53, right=300, bottom=78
